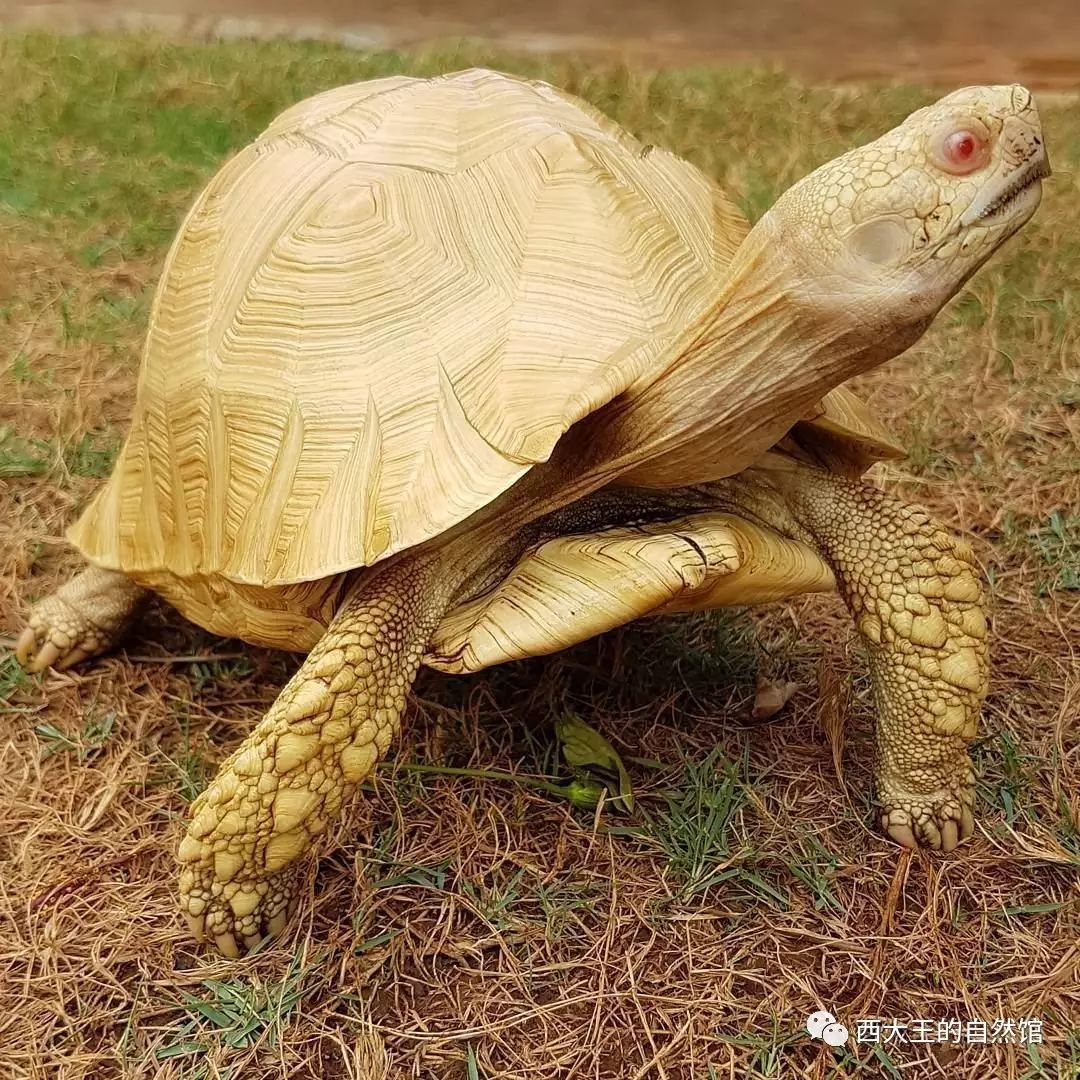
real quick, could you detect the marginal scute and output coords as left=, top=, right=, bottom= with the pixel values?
left=427, top=512, right=834, bottom=674
left=794, top=384, right=905, bottom=475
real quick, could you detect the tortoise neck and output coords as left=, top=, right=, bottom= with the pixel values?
left=567, top=219, right=906, bottom=490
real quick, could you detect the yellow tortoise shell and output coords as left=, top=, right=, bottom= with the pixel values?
left=68, top=69, right=900, bottom=648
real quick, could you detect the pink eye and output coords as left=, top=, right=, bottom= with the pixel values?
left=935, top=128, right=990, bottom=174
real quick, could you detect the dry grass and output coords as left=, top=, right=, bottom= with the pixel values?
left=0, top=32, right=1078, bottom=1080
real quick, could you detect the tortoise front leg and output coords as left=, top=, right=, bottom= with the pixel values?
left=177, top=551, right=457, bottom=957
left=780, top=469, right=987, bottom=851
left=16, top=564, right=147, bottom=672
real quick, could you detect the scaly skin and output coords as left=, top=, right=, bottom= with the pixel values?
left=15, top=565, right=146, bottom=672
left=176, top=552, right=456, bottom=957
left=779, top=470, right=987, bottom=852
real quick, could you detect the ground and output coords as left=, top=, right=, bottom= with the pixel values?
left=4, top=0, right=1080, bottom=89
left=0, top=32, right=1078, bottom=1080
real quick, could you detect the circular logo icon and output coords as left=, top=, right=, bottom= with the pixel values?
left=806, top=1010, right=837, bottom=1039
left=821, top=1022, right=850, bottom=1047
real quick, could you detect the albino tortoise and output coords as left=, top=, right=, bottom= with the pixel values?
left=15, top=70, right=1047, bottom=956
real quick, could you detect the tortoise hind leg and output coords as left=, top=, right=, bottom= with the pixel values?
left=177, top=551, right=457, bottom=957
left=16, top=565, right=147, bottom=673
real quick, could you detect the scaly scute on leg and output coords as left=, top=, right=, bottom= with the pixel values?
left=16, top=565, right=147, bottom=673
left=177, top=552, right=453, bottom=957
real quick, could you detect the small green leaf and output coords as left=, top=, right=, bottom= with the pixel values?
left=555, top=713, right=634, bottom=812
left=354, top=928, right=401, bottom=954
left=563, top=778, right=606, bottom=810
left=1000, top=902, right=1066, bottom=916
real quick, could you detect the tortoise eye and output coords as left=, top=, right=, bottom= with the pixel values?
left=933, top=127, right=990, bottom=174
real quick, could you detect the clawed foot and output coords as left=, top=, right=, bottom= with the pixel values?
left=16, top=604, right=111, bottom=673
left=176, top=714, right=354, bottom=956
left=878, top=771, right=976, bottom=852
left=15, top=568, right=145, bottom=673
left=179, top=855, right=302, bottom=958
left=176, top=757, right=326, bottom=957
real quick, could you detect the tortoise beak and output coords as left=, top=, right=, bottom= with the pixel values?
left=959, top=150, right=1050, bottom=227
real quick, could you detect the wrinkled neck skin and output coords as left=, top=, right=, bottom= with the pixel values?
left=582, top=215, right=930, bottom=489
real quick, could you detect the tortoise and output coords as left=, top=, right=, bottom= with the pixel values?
left=14, top=70, right=1047, bottom=956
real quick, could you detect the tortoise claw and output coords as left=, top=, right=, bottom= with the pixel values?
left=183, top=911, right=206, bottom=943
left=267, top=908, right=290, bottom=939
left=885, top=820, right=918, bottom=850
left=55, top=646, right=92, bottom=671
left=940, top=819, right=960, bottom=853
left=879, top=776, right=975, bottom=854
left=28, top=641, right=62, bottom=675
left=214, top=933, right=241, bottom=959
left=14, top=626, right=38, bottom=666
left=15, top=567, right=144, bottom=673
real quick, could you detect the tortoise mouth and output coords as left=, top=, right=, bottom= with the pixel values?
left=960, top=154, right=1050, bottom=226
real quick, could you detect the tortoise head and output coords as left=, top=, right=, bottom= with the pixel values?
left=761, top=84, right=1048, bottom=337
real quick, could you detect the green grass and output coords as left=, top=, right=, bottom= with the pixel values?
left=34, top=710, right=117, bottom=761
left=0, top=424, right=120, bottom=479
left=785, top=836, right=843, bottom=913
left=642, top=747, right=750, bottom=898
left=154, top=707, right=214, bottom=802
left=1027, top=512, right=1080, bottom=593
left=64, top=428, right=121, bottom=478
left=0, top=32, right=1066, bottom=261
left=0, top=652, right=32, bottom=713
left=535, top=879, right=602, bottom=942
left=0, top=425, right=50, bottom=478
left=188, top=655, right=255, bottom=692
left=156, top=957, right=325, bottom=1073
left=974, top=729, right=1035, bottom=826
left=999, top=510, right=1080, bottom=594
left=650, top=609, right=762, bottom=690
